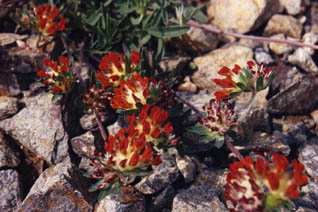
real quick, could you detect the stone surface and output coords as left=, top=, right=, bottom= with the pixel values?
left=171, top=186, right=228, bottom=212
left=288, top=31, right=318, bottom=73
left=171, top=26, right=219, bottom=53
left=193, top=168, right=227, bottom=192
left=0, top=94, right=69, bottom=164
left=159, top=56, right=191, bottom=72
left=264, top=14, right=303, bottom=39
left=135, top=158, right=179, bottom=194
left=192, top=44, right=253, bottom=92
left=268, top=34, right=293, bottom=55
left=95, top=192, right=145, bottom=212
left=71, top=131, right=96, bottom=158
left=254, top=47, right=274, bottom=65
left=80, top=114, right=97, bottom=131
left=178, top=76, right=197, bottom=93
left=176, top=155, right=197, bottom=183
left=150, top=185, right=175, bottom=212
left=0, top=170, right=22, bottom=212
left=0, top=131, right=20, bottom=168
left=207, top=0, right=279, bottom=34
left=299, top=139, right=318, bottom=179
left=176, top=90, right=211, bottom=113
left=267, top=76, right=318, bottom=115
left=271, top=64, right=303, bottom=92
left=0, top=96, right=19, bottom=120
left=279, top=0, right=302, bottom=15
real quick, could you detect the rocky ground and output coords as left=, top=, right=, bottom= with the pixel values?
left=0, top=0, right=318, bottom=211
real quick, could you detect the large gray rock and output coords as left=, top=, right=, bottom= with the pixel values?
left=176, top=155, right=197, bottom=183
left=0, top=96, right=19, bottom=120
left=299, top=139, right=318, bottom=179
left=80, top=114, right=97, bottom=131
left=0, top=94, right=69, bottom=165
left=0, top=170, right=22, bottom=212
left=135, top=158, right=179, bottom=194
left=192, top=44, right=253, bottom=92
left=71, top=131, right=96, bottom=158
left=279, top=0, right=302, bottom=15
left=0, top=131, right=20, bottom=168
left=171, top=186, right=228, bottom=212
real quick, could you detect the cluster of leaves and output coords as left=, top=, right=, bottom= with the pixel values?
left=12, top=1, right=309, bottom=211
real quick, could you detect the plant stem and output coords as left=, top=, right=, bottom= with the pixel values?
left=187, top=20, right=318, bottom=50
left=224, top=134, right=244, bottom=161
left=238, top=91, right=256, bottom=123
left=94, top=109, right=108, bottom=141
left=171, top=90, right=204, bottom=117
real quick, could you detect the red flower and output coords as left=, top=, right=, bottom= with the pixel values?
left=225, top=153, right=308, bottom=212
left=35, top=4, right=67, bottom=37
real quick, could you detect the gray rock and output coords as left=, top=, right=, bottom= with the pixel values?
left=0, top=131, right=20, bottom=168
left=159, top=56, right=191, bottom=73
left=0, top=96, right=19, bottom=120
left=80, top=114, right=97, bottom=131
left=0, top=94, right=69, bottom=165
left=267, top=76, right=318, bottom=115
left=0, top=73, right=21, bottom=96
left=192, top=168, right=227, bottom=192
left=107, top=121, right=122, bottom=136
left=0, top=170, right=22, bottom=212
left=254, top=48, right=274, bottom=65
left=264, top=14, right=303, bottom=39
left=171, top=186, right=228, bottom=212
left=279, top=0, right=302, bottom=15
left=71, top=131, right=96, bottom=158
left=176, top=90, right=211, bottom=113
left=299, top=138, right=318, bottom=179
left=268, top=34, right=294, bottom=55
left=178, top=76, right=197, bottom=93
left=150, top=185, right=175, bottom=212
left=95, top=192, right=145, bottom=212
left=135, top=159, right=179, bottom=194
left=271, top=64, right=303, bottom=92
left=192, top=44, right=253, bottom=92
left=176, top=155, right=197, bottom=183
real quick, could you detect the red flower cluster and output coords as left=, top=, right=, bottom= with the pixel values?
left=126, top=104, right=176, bottom=147
left=97, top=51, right=140, bottom=89
left=111, top=73, right=152, bottom=110
left=225, top=153, right=308, bottom=212
left=35, top=4, right=67, bottom=36
left=213, top=61, right=274, bottom=100
left=37, top=56, right=74, bottom=94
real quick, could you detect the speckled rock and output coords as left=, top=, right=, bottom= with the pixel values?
left=149, top=185, right=175, bottom=212
left=0, top=96, right=19, bottom=120
left=193, top=168, right=227, bottom=192
left=176, top=90, right=211, bottom=113
left=299, top=139, right=318, bottom=179
left=0, top=131, right=20, bottom=168
left=159, top=56, right=191, bottom=72
left=0, top=94, right=69, bottom=165
left=254, top=47, right=274, bottom=65
left=268, top=34, right=293, bottom=55
left=17, top=182, right=92, bottom=212
left=135, top=158, right=179, bottom=194
left=207, top=0, right=282, bottom=34
left=279, top=0, right=302, bottom=15
left=288, top=32, right=318, bottom=73
left=95, top=192, right=145, bottom=212
left=171, top=186, right=228, bottom=212
left=0, top=73, right=22, bottom=96
left=80, top=114, right=97, bottom=131
left=176, top=155, right=197, bottom=183
left=264, top=14, right=303, bottom=39
left=267, top=76, right=318, bottom=115
left=71, top=131, right=96, bottom=158
left=271, top=64, right=303, bottom=92
left=0, top=170, right=22, bottom=212
left=107, top=121, right=122, bottom=136
left=171, top=26, right=219, bottom=53
left=192, top=44, right=253, bottom=92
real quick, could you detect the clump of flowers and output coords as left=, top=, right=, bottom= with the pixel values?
left=110, top=73, right=155, bottom=110
left=213, top=61, right=275, bottom=100
left=126, top=104, right=177, bottom=148
left=34, top=4, right=67, bottom=37
left=37, top=56, right=74, bottom=95
left=225, top=152, right=308, bottom=212
left=97, top=51, right=140, bottom=88
left=188, top=98, right=237, bottom=148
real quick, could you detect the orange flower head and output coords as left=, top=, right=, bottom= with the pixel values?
left=37, top=56, right=74, bottom=94
left=110, top=73, right=152, bottom=110
left=213, top=61, right=275, bottom=100
left=126, top=104, right=176, bottom=148
left=98, top=51, right=141, bottom=88
left=225, top=152, right=308, bottom=212
left=35, top=4, right=67, bottom=37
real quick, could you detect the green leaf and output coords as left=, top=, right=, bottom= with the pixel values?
left=140, top=34, right=151, bottom=45
left=214, top=138, right=224, bottom=148
left=89, top=179, right=106, bottom=192
left=98, top=185, right=113, bottom=201
left=242, top=68, right=252, bottom=80
left=147, top=26, right=190, bottom=38
left=51, top=94, right=61, bottom=102
left=236, top=82, right=246, bottom=90
left=187, top=126, right=209, bottom=136
left=83, top=171, right=94, bottom=178
left=122, top=168, right=151, bottom=176
left=40, top=91, right=50, bottom=97
left=87, top=11, right=102, bottom=26
left=199, top=135, right=213, bottom=143
left=256, top=76, right=264, bottom=91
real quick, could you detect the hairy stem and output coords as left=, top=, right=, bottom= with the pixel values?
left=94, top=109, right=108, bottom=141
left=225, top=134, right=244, bottom=161
left=171, top=90, right=203, bottom=117
left=187, top=20, right=318, bottom=50
left=238, top=91, right=256, bottom=123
